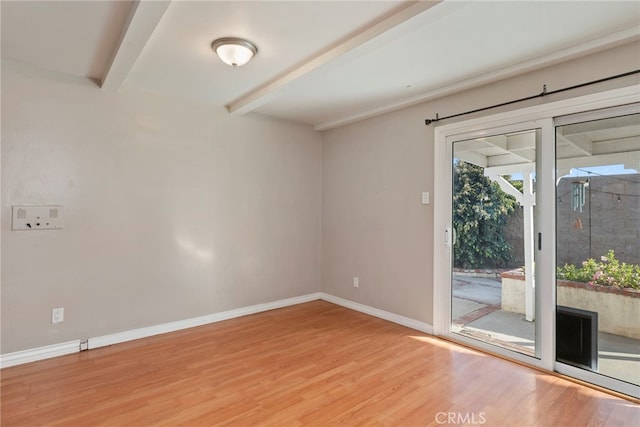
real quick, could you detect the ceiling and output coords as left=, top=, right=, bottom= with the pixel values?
left=2, top=1, right=639, bottom=131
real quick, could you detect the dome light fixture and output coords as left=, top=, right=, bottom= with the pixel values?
left=211, top=37, right=258, bottom=67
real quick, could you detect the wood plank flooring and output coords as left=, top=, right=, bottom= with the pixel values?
left=2, top=301, right=639, bottom=426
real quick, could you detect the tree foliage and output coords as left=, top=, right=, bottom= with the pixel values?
left=453, top=161, right=518, bottom=268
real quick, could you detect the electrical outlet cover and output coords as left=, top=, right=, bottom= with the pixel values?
left=12, top=205, right=64, bottom=230
left=52, top=307, right=64, bottom=324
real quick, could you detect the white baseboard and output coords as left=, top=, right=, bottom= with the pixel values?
left=0, top=340, right=80, bottom=369
left=319, top=293, right=433, bottom=334
left=1, top=293, right=321, bottom=368
left=1, top=291, right=432, bottom=368
left=88, top=292, right=323, bottom=349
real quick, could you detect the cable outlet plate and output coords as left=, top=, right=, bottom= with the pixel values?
left=52, top=307, right=64, bottom=324
left=12, top=205, right=64, bottom=230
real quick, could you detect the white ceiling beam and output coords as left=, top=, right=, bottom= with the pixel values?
left=484, top=151, right=640, bottom=176
left=478, top=135, right=508, bottom=151
left=101, top=0, right=172, bottom=90
left=592, top=136, right=640, bottom=154
left=455, top=151, right=488, bottom=168
left=508, top=149, right=536, bottom=163
left=452, top=140, right=491, bottom=152
left=507, top=132, right=536, bottom=151
left=557, top=133, right=593, bottom=156
left=558, top=151, right=640, bottom=171
left=227, top=1, right=441, bottom=116
left=484, top=163, right=536, bottom=177
left=559, top=118, right=639, bottom=137
left=488, top=153, right=534, bottom=167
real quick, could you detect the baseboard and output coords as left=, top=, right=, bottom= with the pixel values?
left=88, top=292, right=323, bottom=350
left=0, top=291, right=432, bottom=368
left=0, top=340, right=80, bottom=369
left=1, top=293, right=322, bottom=368
left=319, top=293, right=433, bottom=334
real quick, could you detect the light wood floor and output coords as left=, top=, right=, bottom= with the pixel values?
left=2, top=301, right=638, bottom=426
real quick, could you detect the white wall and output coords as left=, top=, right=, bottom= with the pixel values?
left=321, top=41, right=640, bottom=325
left=1, top=60, right=322, bottom=353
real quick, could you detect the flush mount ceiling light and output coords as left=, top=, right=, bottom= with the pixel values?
left=211, top=37, right=258, bottom=67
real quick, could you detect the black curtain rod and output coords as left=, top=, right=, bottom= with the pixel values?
left=424, top=69, right=640, bottom=126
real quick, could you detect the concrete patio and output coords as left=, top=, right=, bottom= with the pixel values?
left=452, top=275, right=640, bottom=385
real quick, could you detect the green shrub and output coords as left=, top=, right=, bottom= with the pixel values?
left=557, top=250, right=640, bottom=290
left=453, top=161, right=517, bottom=268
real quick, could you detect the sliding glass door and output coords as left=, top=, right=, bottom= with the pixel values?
left=433, top=88, right=640, bottom=398
left=554, top=107, right=640, bottom=394
left=451, top=129, right=540, bottom=358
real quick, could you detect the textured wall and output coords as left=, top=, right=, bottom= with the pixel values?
left=504, top=208, right=525, bottom=267
left=557, top=174, right=640, bottom=266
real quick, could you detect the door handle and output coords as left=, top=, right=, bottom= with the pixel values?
left=445, top=227, right=457, bottom=247
left=538, top=232, right=542, bottom=251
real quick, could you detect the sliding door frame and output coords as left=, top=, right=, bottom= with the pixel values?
left=433, top=85, right=640, bottom=394
left=553, top=102, right=640, bottom=398
left=435, top=119, right=554, bottom=371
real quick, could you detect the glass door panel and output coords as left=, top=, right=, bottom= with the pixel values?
left=451, top=129, right=540, bottom=358
left=555, top=111, right=640, bottom=388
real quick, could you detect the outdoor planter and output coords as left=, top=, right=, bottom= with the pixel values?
left=501, top=269, right=640, bottom=340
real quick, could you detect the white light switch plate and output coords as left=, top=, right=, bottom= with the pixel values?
left=421, top=192, right=430, bottom=205
left=12, top=205, right=64, bottom=230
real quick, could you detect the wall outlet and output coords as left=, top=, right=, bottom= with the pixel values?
left=353, top=277, right=359, bottom=288
left=12, top=205, right=64, bottom=230
left=52, top=307, right=64, bottom=324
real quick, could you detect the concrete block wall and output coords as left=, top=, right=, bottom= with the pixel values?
left=556, top=174, right=640, bottom=266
